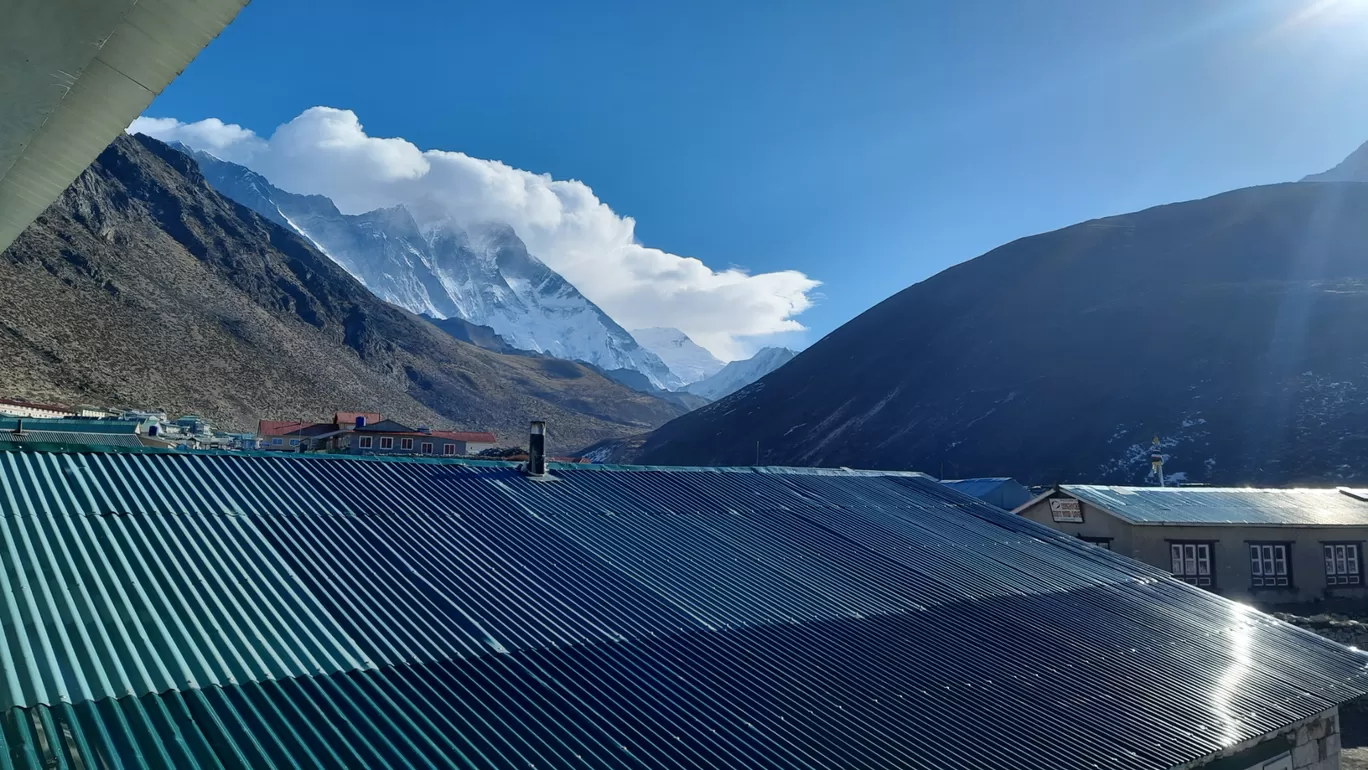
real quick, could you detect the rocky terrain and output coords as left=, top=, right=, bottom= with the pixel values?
left=0, top=134, right=685, bottom=448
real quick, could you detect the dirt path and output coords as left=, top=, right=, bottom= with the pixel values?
left=1344, top=746, right=1368, bottom=769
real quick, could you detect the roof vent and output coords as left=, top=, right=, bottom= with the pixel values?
left=11, top=418, right=26, bottom=440
left=526, top=421, right=550, bottom=478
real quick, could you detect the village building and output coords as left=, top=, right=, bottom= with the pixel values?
left=329, top=419, right=482, bottom=457
left=0, top=443, right=1357, bottom=768
left=255, top=419, right=311, bottom=449
left=0, top=397, right=74, bottom=420
left=259, top=413, right=497, bottom=457
left=1017, top=484, right=1368, bottom=606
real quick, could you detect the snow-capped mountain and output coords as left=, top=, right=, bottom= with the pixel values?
left=684, top=347, right=795, bottom=401
left=632, top=327, right=724, bottom=385
left=179, top=145, right=680, bottom=389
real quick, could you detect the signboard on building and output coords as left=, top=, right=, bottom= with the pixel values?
left=1050, top=498, right=1083, bottom=523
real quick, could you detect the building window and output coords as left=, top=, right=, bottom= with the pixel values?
left=289, top=439, right=299, bottom=447
left=1325, top=543, right=1362, bottom=586
left=1249, top=543, right=1291, bottom=588
left=1169, top=542, right=1214, bottom=587
left=420, top=442, right=433, bottom=454
left=271, top=437, right=283, bottom=446
left=1078, top=536, right=1112, bottom=550
left=358, top=436, right=372, bottom=449
left=443, top=444, right=456, bottom=456
left=400, top=438, right=414, bottom=450
left=380, top=437, right=394, bottom=449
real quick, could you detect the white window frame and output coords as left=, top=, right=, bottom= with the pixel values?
left=400, top=438, right=414, bottom=450
left=358, top=436, right=372, bottom=449
left=379, top=437, right=394, bottom=449
left=1325, top=543, right=1362, bottom=586
left=271, top=437, right=283, bottom=446
left=1249, top=543, right=1290, bottom=588
left=443, top=444, right=457, bottom=456
left=1170, top=542, right=1213, bottom=587
left=420, top=441, right=433, bottom=454
left=289, top=439, right=299, bottom=447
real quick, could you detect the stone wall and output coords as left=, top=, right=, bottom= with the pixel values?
left=1178, top=708, right=1339, bottom=769
left=1289, top=709, right=1340, bottom=769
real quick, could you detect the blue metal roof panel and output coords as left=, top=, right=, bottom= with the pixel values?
left=0, top=449, right=1362, bottom=769
left=941, top=477, right=1012, bottom=496
left=1063, top=484, right=1368, bottom=526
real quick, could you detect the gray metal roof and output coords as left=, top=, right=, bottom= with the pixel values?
left=0, top=449, right=1362, bottom=769
left=0, top=430, right=144, bottom=448
left=1063, top=484, right=1368, bottom=526
left=0, top=417, right=139, bottom=434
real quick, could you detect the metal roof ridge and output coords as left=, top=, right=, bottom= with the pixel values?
left=1062, top=484, right=1354, bottom=493
left=0, top=445, right=940, bottom=477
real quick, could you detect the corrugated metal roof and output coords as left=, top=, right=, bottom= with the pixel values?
left=1064, top=484, right=1368, bottom=526
left=941, top=477, right=1012, bottom=494
left=0, top=448, right=1362, bottom=769
left=0, top=418, right=139, bottom=434
left=941, top=477, right=1032, bottom=510
left=0, top=431, right=144, bottom=448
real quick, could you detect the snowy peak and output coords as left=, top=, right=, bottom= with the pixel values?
left=684, top=347, right=796, bottom=401
left=356, top=204, right=424, bottom=238
left=1303, top=139, right=1368, bottom=183
left=632, top=327, right=724, bottom=385
left=422, top=220, right=681, bottom=389
left=177, top=144, right=681, bottom=389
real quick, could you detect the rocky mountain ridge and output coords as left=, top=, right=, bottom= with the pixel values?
left=0, top=134, right=685, bottom=448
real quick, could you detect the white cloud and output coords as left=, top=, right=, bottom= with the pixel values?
left=129, top=107, right=819, bottom=359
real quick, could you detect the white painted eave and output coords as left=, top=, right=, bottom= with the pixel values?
left=0, top=0, right=249, bottom=253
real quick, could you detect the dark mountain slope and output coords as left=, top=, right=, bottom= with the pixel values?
left=0, top=134, right=683, bottom=447
left=1304, top=139, right=1368, bottom=183
left=634, top=182, right=1368, bottom=485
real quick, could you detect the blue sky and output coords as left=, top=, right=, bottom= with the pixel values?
left=146, top=0, right=1368, bottom=354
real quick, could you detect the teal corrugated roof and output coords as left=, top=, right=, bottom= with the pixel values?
left=0, top=418, right=140, bottom=434
left=0, top=448, right=1362, bottom=769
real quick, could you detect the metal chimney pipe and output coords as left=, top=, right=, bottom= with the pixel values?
left=528, top=421, right=547, bottom=476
